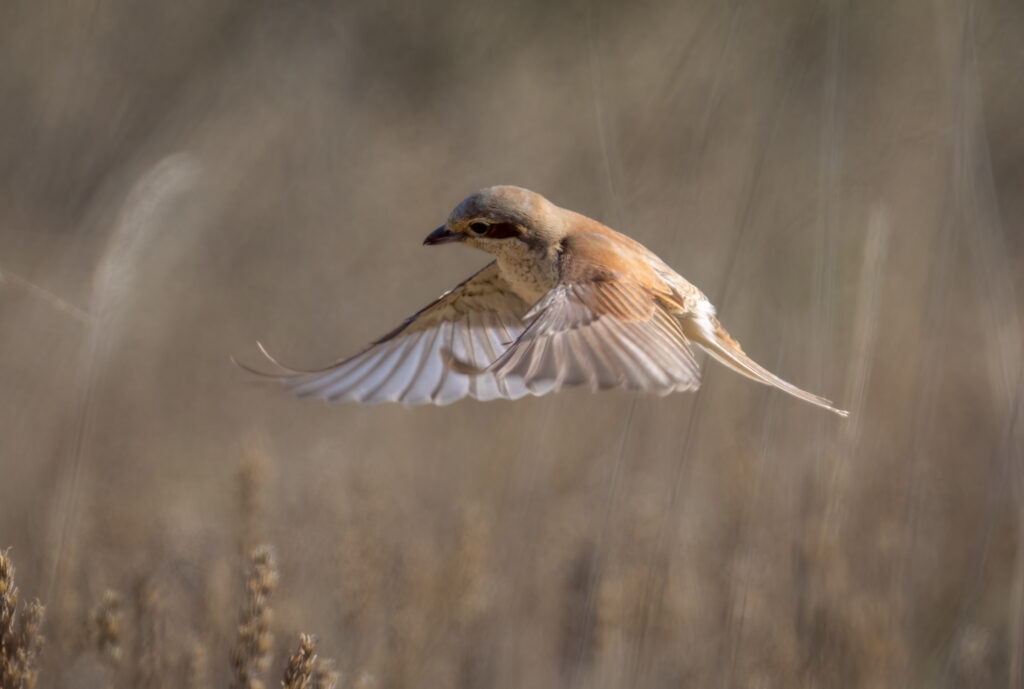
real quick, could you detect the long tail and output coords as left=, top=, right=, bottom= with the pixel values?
left=686, top=319, right=849, bottom=417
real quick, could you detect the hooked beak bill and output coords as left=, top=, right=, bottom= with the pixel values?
left=423, top=225, right=462, bottom=246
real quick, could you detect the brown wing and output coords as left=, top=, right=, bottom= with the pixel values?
left=463, top=254, right=701, bottom=396
left=239, top=262, right=532, bottom=405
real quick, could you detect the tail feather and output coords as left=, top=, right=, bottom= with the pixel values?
left=690, top=321, right=849, bottom=418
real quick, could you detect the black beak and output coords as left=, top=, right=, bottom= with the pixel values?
left=423, top=225, right=462, bottom=246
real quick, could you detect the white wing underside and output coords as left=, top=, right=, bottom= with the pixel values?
left=286, top=310, right=531, bottom=405
left=254, top=263, right=532, bottom=406
left=475, top=282, right=701, bottom=396
left=243, top=263, right=704, bottom=406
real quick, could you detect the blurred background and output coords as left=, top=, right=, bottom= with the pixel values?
left=1, top=0, right=1023, bottom=687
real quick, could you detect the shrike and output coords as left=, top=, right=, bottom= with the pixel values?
left=242, top=186, right=848, bottom=416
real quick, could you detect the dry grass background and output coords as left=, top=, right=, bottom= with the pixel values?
left=1, top=0, right=1023, bottom=687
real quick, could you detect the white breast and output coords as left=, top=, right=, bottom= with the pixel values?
left=490, top=240, right=559, bottom=305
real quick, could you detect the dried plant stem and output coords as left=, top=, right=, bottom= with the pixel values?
left=239, top=438, right=269, bottom=557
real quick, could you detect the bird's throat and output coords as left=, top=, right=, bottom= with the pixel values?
left=494, top=247, right=560, bottom=305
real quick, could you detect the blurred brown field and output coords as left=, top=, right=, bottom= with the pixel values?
left=1, top=0, right=1023, bottom=687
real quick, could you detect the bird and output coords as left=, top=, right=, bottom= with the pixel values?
left=239, top=185, right=848, bottom=417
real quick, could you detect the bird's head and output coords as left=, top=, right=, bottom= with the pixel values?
left=423, top=186, right=566, bottom=256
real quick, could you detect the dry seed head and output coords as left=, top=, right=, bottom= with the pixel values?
left=231, top=546, right=278, bottom=689
left=0, top=549, right=16, bottom=638
left=282, top=634, right=316, bottom=689
left=13, top=600, right=45, bottom=689
left=89, top=590, right=122, bottom=665
left=17, top=601, right=45, bottom=655
left=0, top=549, right=46, bottom=689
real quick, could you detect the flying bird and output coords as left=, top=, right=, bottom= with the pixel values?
left=240, top=186, right=848, bottom=416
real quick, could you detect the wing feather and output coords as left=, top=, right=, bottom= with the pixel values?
left=465, top=274, right=702, bottom=397
left=242, top=255, right=703, bottom=404
left=239, top=262, right=531, bottom=405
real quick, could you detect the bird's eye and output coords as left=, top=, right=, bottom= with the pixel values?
left=469, top=222, right=488, bottom=235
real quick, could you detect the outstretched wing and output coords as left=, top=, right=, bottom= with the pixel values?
left=239, top=262, right=531, bottom=405
left=457, top=257, right=702, bottom=396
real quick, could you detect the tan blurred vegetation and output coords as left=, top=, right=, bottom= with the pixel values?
left=1, top=0, right=1023, bottom=687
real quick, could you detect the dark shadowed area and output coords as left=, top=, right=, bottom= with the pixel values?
left=2, top=1, right=1023, bottom=687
